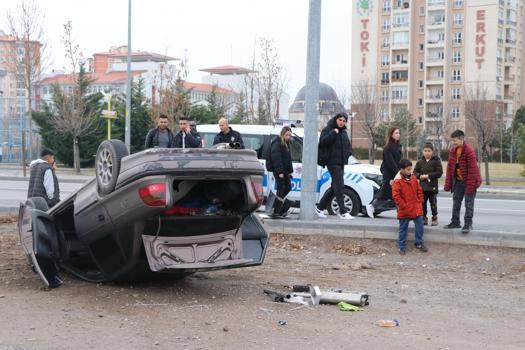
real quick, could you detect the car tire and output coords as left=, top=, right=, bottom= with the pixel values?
left=27, top=197, right=49, bottom=212
left=327, top=188, right=361, bottom=217
left=96, top=139, right=129, bottom=196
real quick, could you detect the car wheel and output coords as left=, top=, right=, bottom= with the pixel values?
left=327, top=188, right=361, bottom=217
left=96, top=139, right=129, bottom=196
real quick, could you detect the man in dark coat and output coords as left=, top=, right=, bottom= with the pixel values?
left=414, top=143, right=443, bottom=226
left=172, top=117, right=202, bottom=148
left=144, top=114, right=175, bottom=149
left=443, top=130, right=481, bottom=234
left=213, top=118, right=244, bottom=148
left=315, top=112, right=354, bottom=220
left=27, top=149, right=60, bottom=207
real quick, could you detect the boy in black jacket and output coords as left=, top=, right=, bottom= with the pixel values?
left=413, top=143, right=443, bottom=226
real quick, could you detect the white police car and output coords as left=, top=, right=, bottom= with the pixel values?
left=198, top=124, right=383, bottom=216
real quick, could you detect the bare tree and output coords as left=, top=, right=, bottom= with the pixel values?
left=351, top=78, right=382, bottom=164
left=6, top=0, right=47, bottom=173
left=464, top=81, right=498, bottom=185
left=48, top=21, right=99, bottom=172
left=252, top=38, right=286, bottom=125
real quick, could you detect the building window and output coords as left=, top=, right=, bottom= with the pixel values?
left=381, top=72, right=390, bottom=84
left=451, top=70, right=459, bottom=81
left=418, top=98, right=423, bottom=106
left=454, top=0, right=463, bottom=7
left=452, top=107, right=460, bottom=119
left=419, top=43, right=424, bottom=51
left=453, top=51, right=461, bottom=63
left=418, top=116, right=423, bottom=124
left=453, top=13, right=463, bottom=27
left=381, top=54, right=390, bottom=66
left=383, top=0, right=391, bottom=12
left=437, top=70, right=444, bottom=78
left=419, top=62, right=424, bottom=70
left=382, top=89, right=389, bottom=101
left=382, top=36, right=390, bottom=48
left=419, top=24, right=425, bottom=34
left=454, top=32, right=462, bottom=44
left=418, top=80, right=424, bottom=88
left=383, top=19, right=391, bottom=32
left=452, top=88, right=460, bottom=100
left=419, top=6, right=425, bottom=16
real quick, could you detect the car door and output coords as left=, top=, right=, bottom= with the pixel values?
left=18, top=201, right=63, bottom=288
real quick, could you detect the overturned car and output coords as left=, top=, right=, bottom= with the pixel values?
left=18, top=140, right=269, bottom=287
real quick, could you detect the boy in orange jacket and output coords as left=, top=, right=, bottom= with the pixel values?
left=392, top=159, right=428, bottom=255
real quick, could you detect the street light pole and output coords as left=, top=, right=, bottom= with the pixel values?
left=125, top=0, right=132, bottom=151
left=300, top=0, right=322, bottom=221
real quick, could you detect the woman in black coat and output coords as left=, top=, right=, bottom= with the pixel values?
left=366, top=127, right=402, bottom=217
left=269, top=126, right=293, bottom=216
left=315, top=112, right=354, bottom=219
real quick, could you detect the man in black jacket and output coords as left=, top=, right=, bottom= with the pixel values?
left=172, top=117, right=202, bottom=148
left=144, top=114, right=175, bottom=149
left=315, top=112, right=354, bottom=220
left=213, top=118, right=244, bottom=148
left=27, top=149, right=60, bottom=207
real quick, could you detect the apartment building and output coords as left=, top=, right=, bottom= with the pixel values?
left=351, top=0, right=524, bottom=147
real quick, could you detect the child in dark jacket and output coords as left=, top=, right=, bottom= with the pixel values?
left=413, top=143, right=443, bottom=226
left=392, top=159, right=428, bottom=255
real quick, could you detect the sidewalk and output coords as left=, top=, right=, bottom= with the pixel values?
left=0, top=163, right=93, bottom=183
left=263, top=216, right=525, bottom=250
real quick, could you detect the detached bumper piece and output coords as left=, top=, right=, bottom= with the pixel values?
left=142, top=229, right=252, bottom=271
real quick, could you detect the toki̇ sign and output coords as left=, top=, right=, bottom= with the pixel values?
left=475, top=9, right=486, bottom=69
left=357, top=0, right=373, bottom=69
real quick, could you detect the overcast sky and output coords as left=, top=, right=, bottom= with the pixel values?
left=1, top=0, right=353, bottom=100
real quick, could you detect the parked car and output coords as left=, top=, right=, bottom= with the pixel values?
left=198, top=124, right=386, bottom=216
left=18, top=140, right=269, bottom=288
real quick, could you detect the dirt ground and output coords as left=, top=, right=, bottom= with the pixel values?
left=1, top=213, right=525, bottom=350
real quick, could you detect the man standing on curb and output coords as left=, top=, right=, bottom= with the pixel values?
left=144, top=114, right=174, bottom=149
left=173, top=117, right=202, bottom=149
left=213, top=117, right=244, bottom=148
left=27, top=149, right=60, bottom=208
left=443, top=130, right=481, bottom=234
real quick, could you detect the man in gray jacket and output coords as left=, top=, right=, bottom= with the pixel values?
left=27, top=149, right=60, bottom=207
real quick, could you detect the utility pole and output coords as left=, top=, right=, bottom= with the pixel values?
left=125, top=0, right=132, bottom=151
left=300, top=0, right=322, bottom=221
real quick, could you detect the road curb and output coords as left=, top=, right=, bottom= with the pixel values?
left=262, top=219, right=525, bottom=249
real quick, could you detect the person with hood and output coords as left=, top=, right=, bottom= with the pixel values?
left=268, top=126, right=294, bottom=217
left=366, top=127, right=403, bottom=218
left=413, top=142, right=443, bottom=226
left=27, top=149, right=60, bottom=207
left=213, top=117, right=244, bottom=148
left=172, top=117, right=202, bottom=148
left=315, top=112, right=354, bottom=220
left=392, top=159, right=428, bottom=255
left=144, top=114, right=174, bottom=149
left=443, top=129, right=481, bottom=234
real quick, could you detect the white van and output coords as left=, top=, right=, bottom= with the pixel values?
left=198, top=124, right=383, bottom=216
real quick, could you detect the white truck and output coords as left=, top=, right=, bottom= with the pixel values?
left=198, top=124, right=384, bottom=216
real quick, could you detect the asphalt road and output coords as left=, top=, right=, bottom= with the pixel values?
left=1, top=178, right=524, bottom=234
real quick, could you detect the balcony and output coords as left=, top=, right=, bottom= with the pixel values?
left=506, top=38, right=516, bottom=45
left=391, top=76, right=408, bottom=83
left=393, top=1, right=410, bottom=10
left=381, top=79, right=390, bottom=85
left=426, top=57, right=444, bottom=66
left=426, top=112, right=443, bottom=120
left=427, top=39, right=445, bottom=47
left=504, top=74, right=515, bottom=82
left=391, top=97, right=408, bottom=104
left=507, top=20, right=516, bottom=26
left=428, top=0, right=445, bottom=8
left=426, top=93, right=443, bottom=102
left=505, top=56, right=516, bottom=64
